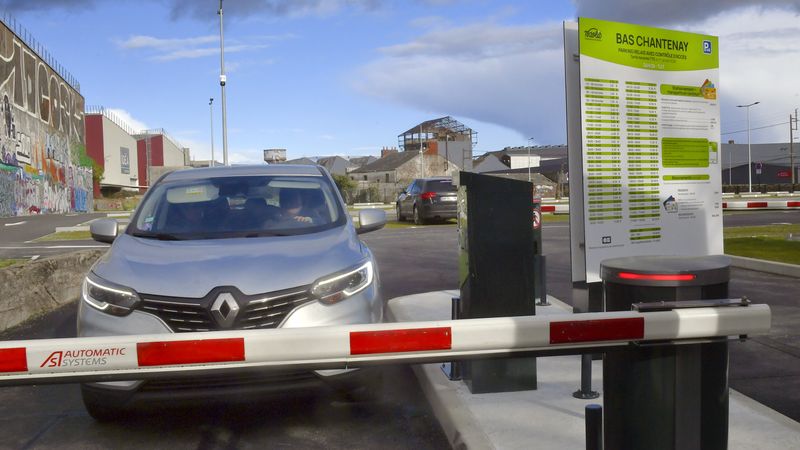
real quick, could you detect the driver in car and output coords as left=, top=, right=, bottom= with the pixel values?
left=279, top=189, right=317, bottom=224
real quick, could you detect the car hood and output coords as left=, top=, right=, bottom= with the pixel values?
left=92, top=225, right=366, bottom=298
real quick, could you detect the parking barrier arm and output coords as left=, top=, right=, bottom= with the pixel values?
left=0, top=303, right=770, bottom=386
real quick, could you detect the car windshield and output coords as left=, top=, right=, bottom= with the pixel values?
left=426, top=179, right=456, bottom=193
left=128, top=175, right=344, bottom=240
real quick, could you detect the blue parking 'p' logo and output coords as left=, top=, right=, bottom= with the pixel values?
left=703, top=40, right=712, bottom=54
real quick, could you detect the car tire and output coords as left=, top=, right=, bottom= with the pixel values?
left=81, top=385, right=126, bottom=422
left=413, top=206, right=425, bottom=225
left=396, top=203, right=404, bottom=222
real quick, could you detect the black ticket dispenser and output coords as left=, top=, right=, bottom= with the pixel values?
left=457, top=172, right=538, bottom=393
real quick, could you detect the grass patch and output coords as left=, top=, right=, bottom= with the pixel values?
left=35, top=230, right=92, bottom=241
left=543, top=213, right=570, bottom=222
left=0, top=259, right=25, bottom=269
left=723, top=224, right=800, bottom=264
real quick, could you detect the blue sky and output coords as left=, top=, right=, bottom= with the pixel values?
left=3, top=0, right=800, bottom=163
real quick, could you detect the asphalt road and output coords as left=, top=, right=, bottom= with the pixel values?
left=0, top=212, right=108, bottom=259
left=0, top=211, right=798, bottom=448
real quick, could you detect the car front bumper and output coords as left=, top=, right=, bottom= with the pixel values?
left=77, top=280, right=383, bottom=400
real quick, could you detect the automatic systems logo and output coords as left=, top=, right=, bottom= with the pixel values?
left=584, top=28, right=602, bottom=41
left=40, top=348, right=127, bottom=368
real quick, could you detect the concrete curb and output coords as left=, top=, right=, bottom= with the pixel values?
left=386, top=303, right=494, bottom=450
left=0, top=249, right=105, bottom=332
left=727, top=254, right=800, bottom=278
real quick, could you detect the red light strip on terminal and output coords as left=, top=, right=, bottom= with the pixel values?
left=747, top=202, right=768, bottom=208
left=137, top=338, right=245, bottom=367
left=550, top=318, right=644, bottom=344
left=617, top=272, right=696, bottom=281
left=0, top=347, right=28, bottom=373
left=350, top=327, right=452, bottom=355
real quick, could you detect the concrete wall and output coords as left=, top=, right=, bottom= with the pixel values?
left=0, top=22, right=92, bottom=217
left=0, top=249, right=105, bottom=332
left=162, top=135, right=185, bottom=167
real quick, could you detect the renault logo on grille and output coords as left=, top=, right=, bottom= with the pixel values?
left=210, top=293, right=240, bottom=328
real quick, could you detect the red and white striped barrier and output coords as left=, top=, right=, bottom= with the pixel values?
left=722, top=200, right=800, bottom=210
left=0, top=304, right=770, bottom=386
left=541, top=204, right=570, bottom=214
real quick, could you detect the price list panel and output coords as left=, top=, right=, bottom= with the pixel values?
left=624, top=81, right=660, bottom=225
left=583, top=78, right=622, bottom=223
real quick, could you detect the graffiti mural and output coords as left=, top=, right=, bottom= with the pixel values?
left=0, top=21, right=91, bottom=217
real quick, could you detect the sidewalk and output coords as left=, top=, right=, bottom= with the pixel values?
left=386, top=290, right=800, bottom=449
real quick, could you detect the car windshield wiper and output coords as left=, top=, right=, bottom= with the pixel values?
left=131, top=231, right=184, bottom=241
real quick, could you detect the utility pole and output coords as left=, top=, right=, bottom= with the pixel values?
left=791, top=108, right=797, bottom=185
left=209, top=98, right=215, bottom=167
left=419, top=125, right=425, bottom=178
left=218, top=0, right=229, bottom=166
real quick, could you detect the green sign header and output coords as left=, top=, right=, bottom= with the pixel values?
left=579, top=17, right=718, bottom=71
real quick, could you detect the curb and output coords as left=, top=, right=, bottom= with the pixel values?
left=727, top=255, right=800, bottom=278
left=385, top=305, right=494, bottom=450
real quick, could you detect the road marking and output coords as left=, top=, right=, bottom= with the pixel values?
left=0, top=245, right=108, bottom=249
left=771, top=223, right=792, bottom=225
left=4, top=221, right=26, bottom=227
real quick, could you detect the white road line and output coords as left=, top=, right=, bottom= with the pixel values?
left=0, top=245, right=108, bottom=249
left=4, top=221, right=26, bottom=227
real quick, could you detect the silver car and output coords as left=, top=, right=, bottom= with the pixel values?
left=79, top=164, right=386, bottom=420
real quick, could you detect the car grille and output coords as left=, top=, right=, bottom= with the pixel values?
left=138, top=286, right=314, bottom=332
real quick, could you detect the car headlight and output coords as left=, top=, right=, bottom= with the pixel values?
left=310, top=261, right=374, bottom=305
left=82, top=272, right=141, bottom=316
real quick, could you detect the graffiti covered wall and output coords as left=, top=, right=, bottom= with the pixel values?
left=0, top=21, right=91, bottom=217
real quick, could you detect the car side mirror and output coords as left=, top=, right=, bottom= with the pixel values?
left=90, top=218, right=119, bottom=244
left=356, top=209, right=386, bottom=235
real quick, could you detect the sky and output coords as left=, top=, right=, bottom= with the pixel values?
left=2, top=0, right=800, bottom=164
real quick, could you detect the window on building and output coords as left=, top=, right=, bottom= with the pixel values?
left=385, top=173, right=389, bottom=183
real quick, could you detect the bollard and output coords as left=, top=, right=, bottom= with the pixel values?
left=573, top=353, right=599, bottom=399
left=442, top=297, right=462, bottom=380
left=585, top=404, right=603, bottom=450
left=536, top=254, right=551, bottom=306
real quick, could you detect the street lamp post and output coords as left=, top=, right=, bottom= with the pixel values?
left=209, top=98, right=215, bottom=167
left=527, top=137, right=535, bottom=183
left=737, top=101, right=759, bottom=193
left=218, top=0, right=229, bottom=166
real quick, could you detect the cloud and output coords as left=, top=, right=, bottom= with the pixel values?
left=0, top=0, right=96, bottom=12
left=165, top=0, right=384, bottom=22
left=104, top=108, right=149, bottom=133
left=695, top=8, right=800, bottom=142
left=116, top=34, right=284, bottom=62
left=356, top=7, right=800, bottom=147
left=354, top=21, right=567, bottom=145
left=572, top=0, right=800, bottom=27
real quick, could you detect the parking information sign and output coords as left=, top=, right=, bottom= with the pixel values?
left=577, top=17, right=723, bottom=282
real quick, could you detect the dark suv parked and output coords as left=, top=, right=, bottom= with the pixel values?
left=396, top=177, right=457, bottom=224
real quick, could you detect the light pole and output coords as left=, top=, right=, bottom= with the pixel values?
left=737, top=101, right=759, bottom=192
left=527, top=137, right=535, bottom=182
left=209, top=98, right=215, bottom=167
left=218, top=0, right=229, bottom=166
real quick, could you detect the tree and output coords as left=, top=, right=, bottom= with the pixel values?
left=332, top=174, right=356, bottom=204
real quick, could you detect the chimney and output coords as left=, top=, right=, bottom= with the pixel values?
left=381, top=147, right=398, bottom=158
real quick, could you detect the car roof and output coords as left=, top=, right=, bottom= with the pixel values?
left=162, top=164, right=323, bottom=182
